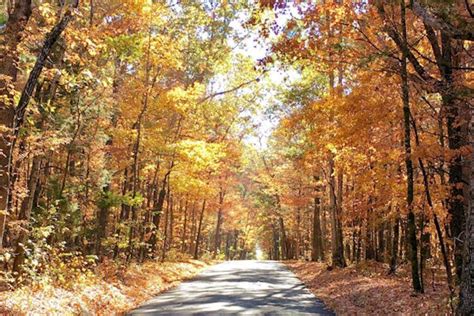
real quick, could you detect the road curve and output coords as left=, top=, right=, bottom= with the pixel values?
left=128, top=260, right=334, bottom=315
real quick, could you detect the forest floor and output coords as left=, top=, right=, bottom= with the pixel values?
left=286, top=260, right=452, bottom=315
left=0, top=258, right=212, bottom=315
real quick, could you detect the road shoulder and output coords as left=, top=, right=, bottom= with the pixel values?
left=285, top=260, right=451, bottom=314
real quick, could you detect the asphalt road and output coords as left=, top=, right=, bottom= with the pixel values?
left=129, top=260, right=334, bottom=315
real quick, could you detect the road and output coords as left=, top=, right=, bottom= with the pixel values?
left=129, top=260, right=334, bottom=315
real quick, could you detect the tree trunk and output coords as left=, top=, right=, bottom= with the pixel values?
left=127, top=29, right=154, bottom=260
left=0, top=0, right=32, bottom=248
left=412, top=115, right=455, bottom=293
left=389, top=216, right=400, bottom=274
left=193, top=200, right=206, bottom=260
left=181, top=198, right=189, bottom=253
left=312, top=195, right=324, bottom=261
left=213, top=188, right=225, bottom=258
left=279, top=216, right=288, bottom=260
left=458, top=71, right=474, bottom=315
left=329, top=156, right=345, bottom=267
left=365, top=213, right=375, bottom=260
left=189, top=201, right=196, bottom=256
left=225, top=232, right=231, bottom=260
left=423, top=17, right=468, bottom=285
left=149, top=175, right=168, bottom=255
left=161, top=188, right=171, bottom=261
left=12, top=156, right=41, bottom=273
left=169, top=194, right=175, bottom=251
left=400, top=0, right=422, bottom=292
left=95, top=184, right=110, bottom=258
left=336, top=169, right=346, bottom=266
left=376, top=223, right=385, bottom=263
left=296, top=206, right=302, bottom=260
left=272, top=223, right=280, bottom=260
left=233, top=230, right=239, bottom=260
left=379, top=0, right=468, bottom=288
left=356, top=225, right=362, bottom=262
left=321, top=203, right=327, bottom=256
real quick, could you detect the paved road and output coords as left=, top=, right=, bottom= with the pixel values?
left=129, top=260, right=333, bottom=315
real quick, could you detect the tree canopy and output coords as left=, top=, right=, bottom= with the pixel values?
left=0, top=0, right=473, bottom=314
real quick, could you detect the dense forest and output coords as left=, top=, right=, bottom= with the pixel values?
left=0, top=0, right=473, bottom=314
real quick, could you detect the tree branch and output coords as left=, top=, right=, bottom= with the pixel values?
left=198, top=71, right=267, bottom=104
left=411, top=0, right=474, bottom=41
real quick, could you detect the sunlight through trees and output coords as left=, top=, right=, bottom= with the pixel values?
left=0, top=0, right=473, bottom=314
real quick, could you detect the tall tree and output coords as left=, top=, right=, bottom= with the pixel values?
left=0, top=0, right=32, bottom=248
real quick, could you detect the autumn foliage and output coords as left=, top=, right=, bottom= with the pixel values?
left=0, top=0, right=473, bottom=314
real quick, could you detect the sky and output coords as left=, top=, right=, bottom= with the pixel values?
left=225, top=5, right=300, bottom=151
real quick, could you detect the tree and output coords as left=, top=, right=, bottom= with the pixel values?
left=0, top=0, right=32, bottom=248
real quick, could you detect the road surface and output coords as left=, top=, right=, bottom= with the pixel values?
left=129, top=260, right=333, bottom=315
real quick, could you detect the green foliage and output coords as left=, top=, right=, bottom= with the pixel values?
left=96, top=190, right=122, bottom=209
left=106, top=34, right=144, bottom=62
left=121, top=192, right=144, bottom=207
left=0, top=13, right=7, bottom=27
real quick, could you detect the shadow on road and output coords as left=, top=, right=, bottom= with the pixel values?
left=129, top=260, right=334, bottom=315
